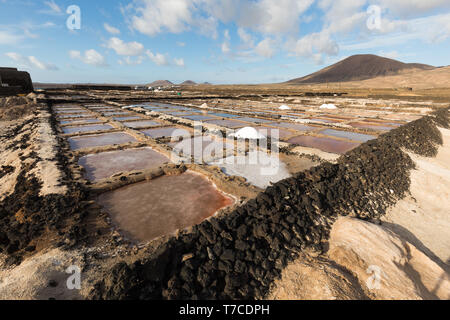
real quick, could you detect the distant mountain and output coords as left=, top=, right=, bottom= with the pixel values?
left=147, top=80, right=174, bottom=87
left=180, top=80, right=197, bottom=85
left=286, top=54, right=435, bottom=84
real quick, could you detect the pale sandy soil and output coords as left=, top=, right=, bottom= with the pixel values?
left=382, top=128, right=450, bottom=262
left=0, top=249, right=84, bottom=300
left=269, top=127, right=450, bottom=300
left=0, top=117, right=34, bottom=201
left=0, top=109, right=67, bottom=200
left=29, top=109, right=68, bottom=196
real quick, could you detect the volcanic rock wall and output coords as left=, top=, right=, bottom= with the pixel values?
left=0, top=68, right=33, bottom=96
left=89, top=108, right=449, bottom=300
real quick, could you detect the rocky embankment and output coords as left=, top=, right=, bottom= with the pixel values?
left=89, top=109, right=449, bottom=300
left=0, top=100, right=88, bottom=266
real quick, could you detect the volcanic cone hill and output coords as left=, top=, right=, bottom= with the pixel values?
left=287, top=54, right=435, bottom=84
left=147, top=80, right=174, bottom=87
left=180, top=80, right=197, bottom=86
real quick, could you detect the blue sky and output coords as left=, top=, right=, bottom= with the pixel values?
left=1, top=0, right=449, bottom=84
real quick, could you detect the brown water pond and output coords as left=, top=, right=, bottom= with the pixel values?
left=141, top=127, right=191, bottom=139
left=68, top=132, right=137, bottom=150
left=319, top=129, right=376, bottom=143
left=123, top=120, right=161, bottom=129
left=78, top=147, right=169, bottom=181
left=63, top=124, right=113, bottom=134
left=287, top=135, right=361, bottom=154
left=59, top=118, right=102, bottom=125
left=349, top=122, right=396, bottom=131
left=273, top=122, right=318, bottom=132
left=204, top=119, right=247, bottom=128
left=114, top=116, right=142, bottom=121
left=252, top=126, right=295, bottom=139
left=97, top=171, right=234, bottom=242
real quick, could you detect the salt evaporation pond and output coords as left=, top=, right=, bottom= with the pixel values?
left=97, top=171, right=234, bottom=242
left=320, top=129, right=376, bottom=142
left=204, top=119, right=247, bottom=128
left=78, top=147, right=169, bottom=181
left=63, top=124, right=113, bottom=134
left=68, top=132, right=137, bottom=150
left=287, top=135, right=361, bottom=154
left=123, top=120, right=160, bottom=129
left=141, top=127, right=190, bottom=139
left=211, top=151, right=291, bottom=189
left=169, top=136, right=234, bottom=162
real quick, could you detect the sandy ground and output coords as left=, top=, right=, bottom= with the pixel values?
left=0, top=117, right=34, bottom=201
left=0, top=109, right=67, bottom=200
left=382, top=128, right=450, bottom=262
left=30, top=109, right=68, bottom=196
left=0, top=249, right=85, bottom=300
left=269, top=127, right=450, bottom=300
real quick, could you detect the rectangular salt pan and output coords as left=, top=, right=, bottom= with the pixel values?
left=204, top=119, right=247, bottom=128
left=210, top=151, right=291, bottom=189
left=97, top=172, right=233, bottom=242
left=123, top=120, right=161, bottom=129
left=287, top=135, right=361, bottom=154
left=63, top=124, right=113, bottom=134
left=141, top=127, right=191, bottom=139
left=78, top=147, right=169, bottom=181
left=68, top=132, right=137, bottom=150
left=319, top=129, right=376, bottom=143
left=59, top=119, right=102, bottom=125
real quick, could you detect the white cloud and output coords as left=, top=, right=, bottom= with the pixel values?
left=146, top=50, right=169, bottom=66
left=255, top=38, right=276, bottom=58
left=177, top=41, right=186, bottom=47
left=246, top=0, right=315, bottom=34
left=5, top=52, right=58, bottom=70
left=174, top=58, right=185, bottom=67
left=104, top=23, right=121, bottom=35
left=237, top=28, right=254, bottom=47
left=340, top=13, right=450, bottom=51
left=69, top=49, right=107, bottom=67
left=377, top=50, right=399, bottom=59
left=221, top=41, right=230, bottom=53
left=288, top=31, right=339, bottom=63
left=0, top=30, right=22, bottom=45
left=106, top=37, right=144, bottom=56
left=41, top=0, right=63, bottom=15
left=224, top=29, right=230, bottom=40
left=127, top=0, right=314, bottom=38
left=376, top=0, right=450, bottom=17
left=129, top=0, right=196, bottom=36
left=119, top=56, right=145, bottom=66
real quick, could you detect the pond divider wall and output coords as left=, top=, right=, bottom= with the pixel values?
left=54, top=107, right=447, bottom=299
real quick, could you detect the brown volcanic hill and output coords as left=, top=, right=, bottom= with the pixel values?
left=287, top=54, right=435, bottom=84
left=147, top=80, right=174, bottom=87
left=180, top=80, right=197, bottom=85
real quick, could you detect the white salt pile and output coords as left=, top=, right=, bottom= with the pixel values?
left=199, top=103, right=208, bottom=108
left=211, top=151, right=291, bottom=189
left=232, top=127, right=266, bottom=139
left=320, top=104, right=337, bottom=109
left=279, top=105, right=291, bottom=110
